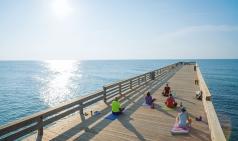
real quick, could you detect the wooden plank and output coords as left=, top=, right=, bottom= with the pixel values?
left=80, top=90, right=104, bottom=103
left=106, top=92, right=119, bottom=100
left=121, top=81, right=130, bottom=86
left=83, top=96, right=104, bottom=107
left=0, top=116, right=38, bottom=136
left=121, top=83, right=130, bottom=89
left=106, top=89, right=120, bottom=96
left=1, top=123, right=39, bottom=141
left=106, top=86, right=119, bottom=93
left=121, top=86, right=130, bottom=92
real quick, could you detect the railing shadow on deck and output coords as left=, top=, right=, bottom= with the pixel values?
left=175, top=96, right=196, bottom=105
left=50, top=69, right=178, bottom=141
left=0, top=62, right=183, bottom=141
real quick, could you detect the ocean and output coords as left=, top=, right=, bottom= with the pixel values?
left=0, top=60, right=237, bottom=140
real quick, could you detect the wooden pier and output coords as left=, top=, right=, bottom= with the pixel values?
left=0, top=62, right=226, bottom=141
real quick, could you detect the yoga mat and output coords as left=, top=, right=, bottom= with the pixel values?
left=158, top=103, right=176, bottom=111
left=172, top=91, right=176, bottom=97
left=171, top=123, right=190, bottom=135
left=105, top=114, right=119, bottom=120
left=142, top=102, right=151, bottom=108
left=94, top=111, right=101, bottom=116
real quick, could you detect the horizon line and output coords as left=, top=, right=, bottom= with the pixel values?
left=0, top=58, right=237, bottom=61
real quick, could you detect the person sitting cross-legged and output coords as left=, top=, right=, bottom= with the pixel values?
left=112, top=97, right=125, bottom=115
left=165, top=94, right=177, bottom=108
left=145, top=92, right=156, bottom=108
left=162, top=83, right=171, bottom=97
left=176, top=107, right=191, bottom=128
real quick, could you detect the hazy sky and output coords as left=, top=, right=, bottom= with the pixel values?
left=0, top=0, right=238, bottom=60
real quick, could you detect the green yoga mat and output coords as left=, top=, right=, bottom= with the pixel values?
left=171, top=91, right=176, bottom=97
left=158, top=103, right=176, bottom=111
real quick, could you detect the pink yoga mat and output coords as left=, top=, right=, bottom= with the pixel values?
left=171, top=123, right=190, bottom=135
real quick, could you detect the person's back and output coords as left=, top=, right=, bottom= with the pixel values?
left=166, top=97, right=174, bottom=107
left=112, top=100, right=120, bottom=113
left=111, top=97, right=125, bottom=115
left=144, top=92, right=156, bottom=108
left=165, top=94, right=177, bottom=108
left=165, top=86, right=170, bottom=94
left=145, top=95, right=153, bottom=105
left=163, top=84, right=171, bottom=96
left=178, top=108, right=188, bottom=128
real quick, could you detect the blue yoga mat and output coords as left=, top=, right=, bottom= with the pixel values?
left=94, top=111, right=101, bottom=116
left=105, top=114, right=119, bottom=120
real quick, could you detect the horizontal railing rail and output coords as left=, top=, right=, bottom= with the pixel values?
left=103, top=62, right=184, bottom=104
left=0, top=62, right=184, bottom=141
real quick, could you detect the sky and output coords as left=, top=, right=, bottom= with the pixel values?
left=0, top=0, right=238, bottom=60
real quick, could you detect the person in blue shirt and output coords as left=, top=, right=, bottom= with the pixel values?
left=176, top=107, right=190, bottom=128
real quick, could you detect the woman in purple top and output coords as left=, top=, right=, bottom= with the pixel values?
left=145, top=92, right=156, bottom=108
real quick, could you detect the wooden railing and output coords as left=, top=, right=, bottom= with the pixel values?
left=196, top=64, right=226, bottom=141
left=0, top=62, right=183, bottom=140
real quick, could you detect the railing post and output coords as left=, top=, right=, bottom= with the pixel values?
left=130, top=80, right=132, bottom=89
left=119, top=83, right=122, bottom=94
left=37, top=116, right=43, bottom=137
left=103, top=86, right=107, bottom=103
left=138, top=77, right=140, bottom=86
left=150, top=71, right=155, bottom=80
left=79, top=102, right=85, bottom=121
left=144, top=74, right=147, bottom=82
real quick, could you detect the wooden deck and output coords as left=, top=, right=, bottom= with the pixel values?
left=24, top=64, right=211, bottom=141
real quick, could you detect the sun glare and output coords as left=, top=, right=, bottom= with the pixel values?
left=41, top=60, right=80, bottom=107
left=52, top=0, right=73, bottom=19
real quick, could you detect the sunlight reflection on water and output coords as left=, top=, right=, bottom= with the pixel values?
left=41, top=60, right=80, bottom=107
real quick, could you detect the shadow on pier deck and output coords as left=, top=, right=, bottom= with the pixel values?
left=25, top=65, right=211, bottom=141
left=0, top=62, right=226, bottom=141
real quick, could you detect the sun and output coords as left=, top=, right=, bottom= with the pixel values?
left=52, top=0, right=73, bottom=19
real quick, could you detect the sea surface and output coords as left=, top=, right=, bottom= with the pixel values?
left=0, top=60, right=237, bottom=140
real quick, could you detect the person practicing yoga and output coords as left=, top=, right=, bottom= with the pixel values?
left=112, top=97, right=125, bottom=115
left=165, top=94, right=177, bottom=108
left=176, top=107, right=191, bottom=128
left=145, top=92, right=156, bottom=108
left=196, top=91, right=203, bottom=100
left=162, top=83, right=171, bottom=97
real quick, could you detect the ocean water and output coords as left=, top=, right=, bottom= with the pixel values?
left=198, top=59, right=238, bottom=141
left=0, top=60, right=237, bottom=141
